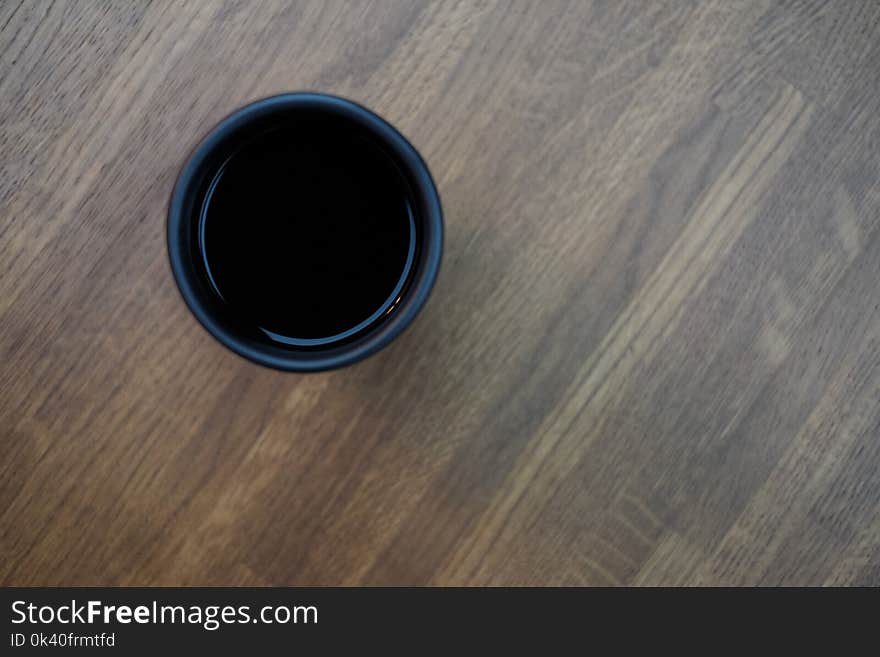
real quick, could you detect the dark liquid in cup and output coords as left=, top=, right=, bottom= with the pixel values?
left=198, top=122, right=416, bottom=345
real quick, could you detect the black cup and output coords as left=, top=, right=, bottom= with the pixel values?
left=167, top=93, right=443, bottom=372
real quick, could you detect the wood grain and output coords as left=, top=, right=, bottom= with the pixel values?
left=2, top=0, right=880, bottom=586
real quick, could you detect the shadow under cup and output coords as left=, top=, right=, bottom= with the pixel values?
left=167, top=94, right=443, bottom=371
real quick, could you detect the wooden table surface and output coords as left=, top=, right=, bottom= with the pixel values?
left=2, top=1, right=880, bottom=586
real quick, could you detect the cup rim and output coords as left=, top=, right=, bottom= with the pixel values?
left=167, top=92, right=443, bottom=372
